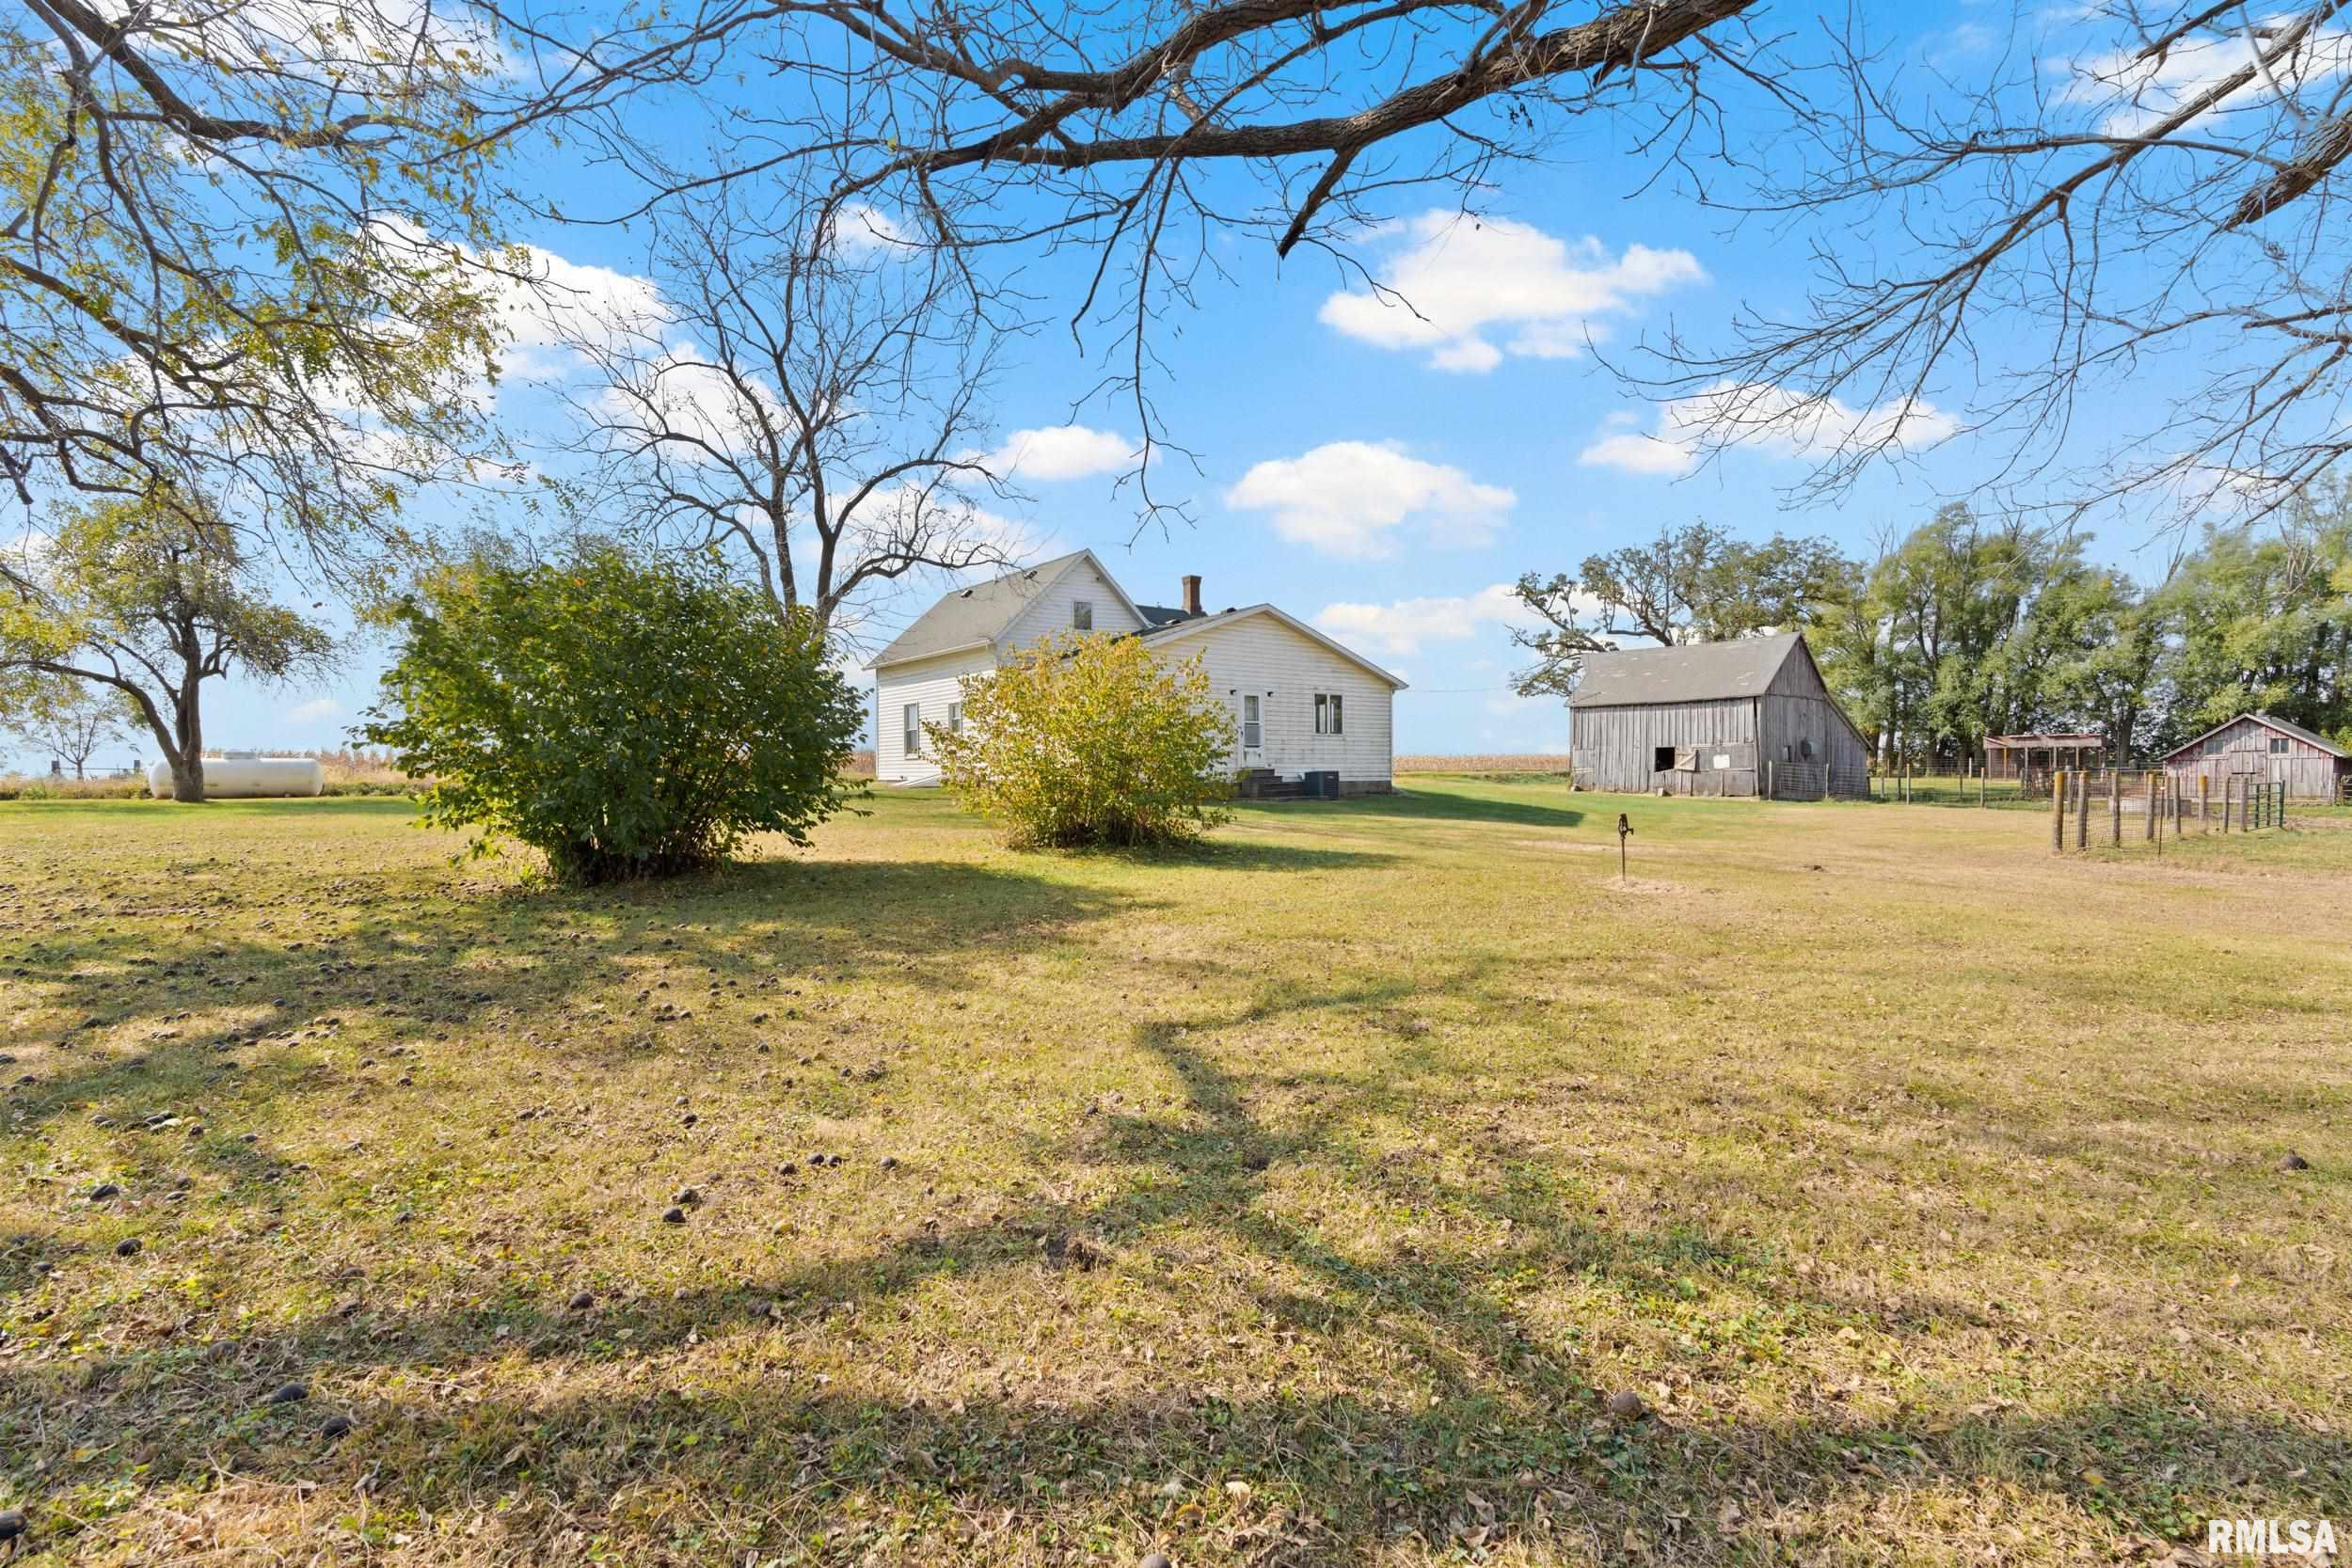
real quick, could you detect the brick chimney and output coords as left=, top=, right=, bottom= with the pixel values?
left=1182, top=574, right=1202, bottom=617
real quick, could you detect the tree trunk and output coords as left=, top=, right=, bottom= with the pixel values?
left=167, top=681, right=206, bottom=801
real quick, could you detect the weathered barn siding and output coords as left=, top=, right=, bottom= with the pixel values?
left=1570, top=699, right=1756, bottom=793
left=1757, top=692, right=1870, bottom=795
left=1568, top=633, right=1868, bottom=799
left=2163, top=715, right=2350, bottom=800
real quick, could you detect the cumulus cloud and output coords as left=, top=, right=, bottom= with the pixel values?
left=286, top=697, right=340, bottom=724
left=827, top=202, right=915, bottom=255
left=494, top=245, right=666, bottom=379
left=1577, top=381, right=1960, bottom=476
left=1320, top=211, right=1706, bottom=373
left=979, top=425, right=1136, bottom=482
left=2055, top=19, right=2352, bottom=135
left=1314, top=584, right=1534, bottom=657
left=1224, top=441, right=1515, bottom=559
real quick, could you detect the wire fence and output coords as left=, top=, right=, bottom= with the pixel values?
left=1865, top=763, right=2350, bottom=811
left=1866, top=767, right=2038, bottom=808
left=2043, top=768, right=2292, bottom=853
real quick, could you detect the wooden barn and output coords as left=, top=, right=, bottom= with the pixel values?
left=2160, top=712, right=2351, bottom=801
left=1568, top=631, right=1871, bottom=799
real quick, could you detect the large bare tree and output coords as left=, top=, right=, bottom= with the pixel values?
left=1636, top=4, right=2352, bottom=522
left=484, top=0, right=1772, bottom=514
left=550, top=195, right=1020, bottom=641
left=485, top=0, right=2352, bottom=521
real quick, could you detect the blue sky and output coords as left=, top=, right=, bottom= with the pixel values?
left=5, top=4, right=2236, bottom=773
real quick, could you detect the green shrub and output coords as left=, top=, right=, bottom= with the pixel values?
left=931, top=631, right=1234, bottom=848
left=360, top=545, right=865, bottom=883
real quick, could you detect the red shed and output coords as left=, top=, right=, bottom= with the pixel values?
left=2161, top=712, right=2350, bottom=801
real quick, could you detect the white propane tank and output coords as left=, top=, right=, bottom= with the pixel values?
left=147, top=755, right=326, bottom=799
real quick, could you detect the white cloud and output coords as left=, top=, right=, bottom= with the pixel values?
left=1314, top=583, right=1534, bottom=657
left=594, top=342, right=780, bottom=460
left=496, top=245, right=665, bottom=378
left=827, top=202, right=914, bottom=256
left=1577, top=381, right=1959, bottom=475
left=1224, top=441, right=1515, bottom=559
left=980, top=425, right=1136, bottom=482
left=1577, top=430, right=1698, bottom=476
left=1320, top=211, right=1706, bottom=373
left=286, top=697, right=340, bottom=724
left=2055, top=19, right=2352, bottom=135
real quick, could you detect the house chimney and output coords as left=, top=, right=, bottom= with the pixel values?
left=1182, top=574, right=1202, bottom=617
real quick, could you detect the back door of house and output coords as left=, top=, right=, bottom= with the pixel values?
left=1236, top=692, right=1264, bottom=768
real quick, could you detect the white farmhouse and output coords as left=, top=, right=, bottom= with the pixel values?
left=867, top=549, right=1406, bottom=797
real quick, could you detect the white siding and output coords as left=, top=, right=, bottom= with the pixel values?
left=873, top=645, right=994, bottom=784
left=1152, top=612, right=1395, bottom=783
left=1002, top=558, right=1143, bottom=648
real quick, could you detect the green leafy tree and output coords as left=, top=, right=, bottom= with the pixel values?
left=2148, top=485, right=2352, bottom=750
left=0, top=493, right=335, bottom=800
left=360, top=544, right=864, bottom=884
left=1510, top=521, right=1852, bottom=699
left=0, top=0, right=509, bottom=573
left=931, top=632, right=1235, bottom=849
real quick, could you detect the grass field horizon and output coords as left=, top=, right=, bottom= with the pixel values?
left=3, top=781, right=2346, bottom=1564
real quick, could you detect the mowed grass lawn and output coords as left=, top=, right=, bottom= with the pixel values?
left=3, top=782, right=2348, bottom=1566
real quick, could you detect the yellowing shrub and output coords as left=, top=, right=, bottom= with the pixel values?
left=931, top=632, right=1234, bottom=848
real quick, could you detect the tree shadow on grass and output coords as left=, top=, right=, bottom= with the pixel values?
left=6, top=837, right=2343, bottom=1560
left=1243, top=785, right=1586, bottom=831
left=7, top=1004, right=2342, bottom=1561
left=0, top=857, right=1144, bottom=1147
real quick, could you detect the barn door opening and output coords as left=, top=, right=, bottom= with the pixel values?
left=1652, top=745, right=1675, bottom=773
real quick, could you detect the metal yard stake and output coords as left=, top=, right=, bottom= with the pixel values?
left=1617, top=813, right=1633, bottom=882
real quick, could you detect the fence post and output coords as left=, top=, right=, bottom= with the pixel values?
left=2052, top=768, right=2067, bottom=853
left=2108, top=770, right=2122, bottom=846
left=2075, top=768, right=2089, bottom=848
left=2144, top=771, right=2156, bottom=841
left=2279, top=781, right=2288, bottom=830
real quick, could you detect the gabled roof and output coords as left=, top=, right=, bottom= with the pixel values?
left=1135, top=603, right=1201, bottom=629
left=866, top=549, right=1143, bottom=670
left=1568, top=631, right=1805, bottom=707
left=2161, top=711, right=2350, bottom=761
left=1137, top=604, right=1409, bottom=689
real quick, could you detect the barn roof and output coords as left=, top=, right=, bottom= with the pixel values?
left=1568, top=631, right=1806, bottom=708
left=2161, top=711, right=2349, bottom=761
left=866, top=549, right=1142, bottom=670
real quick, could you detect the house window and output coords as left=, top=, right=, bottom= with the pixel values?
left=947, top=702, right=963, bottom=736
left=1314, top=692, right=1344, bottom=735
left=902, top=703, right=920, bottom=758
left=2271, top=736, right=2290, bottom=753
left=1072, top=600, right=1093, bottom=631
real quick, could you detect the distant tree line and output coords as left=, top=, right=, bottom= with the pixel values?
left=1513, top=483, right=2352, bottom=767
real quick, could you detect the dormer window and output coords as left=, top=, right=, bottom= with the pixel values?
left=1073, top=600, right=1093, bottom=631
